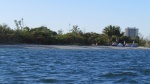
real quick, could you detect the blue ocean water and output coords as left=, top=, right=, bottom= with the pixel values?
left=0, top=45, right=150, bottom=84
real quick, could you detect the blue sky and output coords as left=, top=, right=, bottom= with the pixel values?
left=0, top=0, right=150, bottom=37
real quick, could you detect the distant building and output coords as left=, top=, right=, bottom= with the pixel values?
left=124, top=27, right=138, bottom=38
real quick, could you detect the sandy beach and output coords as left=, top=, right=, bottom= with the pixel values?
left=0, top=44, right=149, bottom=50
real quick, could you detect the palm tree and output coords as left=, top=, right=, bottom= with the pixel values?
left=114, top=26, right=124, bottom=43
left=103, top=25, right=115, bottom=45
left=103, top=25, right=123, bottom=45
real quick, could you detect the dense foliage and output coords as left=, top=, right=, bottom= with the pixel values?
left=0, top=22, right=146, bottom=46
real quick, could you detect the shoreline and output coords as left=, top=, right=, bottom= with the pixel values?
left=0, top=44, right=149, bottom=50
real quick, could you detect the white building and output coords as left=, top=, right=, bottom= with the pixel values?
left=124, top=27, right=138, bottom=38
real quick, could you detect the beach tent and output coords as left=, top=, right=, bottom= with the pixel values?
left=131, top=43, right=137, bottom=47
left=125, top=44, right=130, bottom=47
left=112, top=42, right=117, bottom=46
left=117, top=43, right=123, bottom=47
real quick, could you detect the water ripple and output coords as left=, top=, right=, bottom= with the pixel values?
left=0, top=46, right=150, bottom=83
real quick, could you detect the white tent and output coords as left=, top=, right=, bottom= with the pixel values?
left=117, top=43, right=123, bottom=47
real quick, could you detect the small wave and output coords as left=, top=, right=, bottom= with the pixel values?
left=38, top=78, right=75, bottom=83
left=101, top=71, right=138, bottom=78
left=38, top=78, right=58, bottom=83
left=115, top=77, right=138, bottom=83
left=140, top=69, right=150, bottom=75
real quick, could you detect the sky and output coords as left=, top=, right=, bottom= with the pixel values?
left=0, top=0, right=150, bottom=37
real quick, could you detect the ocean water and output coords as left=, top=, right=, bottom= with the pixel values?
left=0, top=45, right=150, bottom=84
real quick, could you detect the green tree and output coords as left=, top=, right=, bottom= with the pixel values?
left=103, top=25, right=116, bottom=45
left=0, top=24, right=16, bottom=43
left=28, top=26, right=57, bottom=44
left=57, top=29, right=63, bottom=35
left=14, top=18, right=24, bottom=30
left=103, top=25, right=123, bottom=45
left=114, top=26, right=124, bottom=43
left=70, top=25, right=83, bottom=34
left=96, top=34, right=109, bottom=45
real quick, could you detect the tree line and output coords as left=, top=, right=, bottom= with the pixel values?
left=0, top=20, right=146, bottom=46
